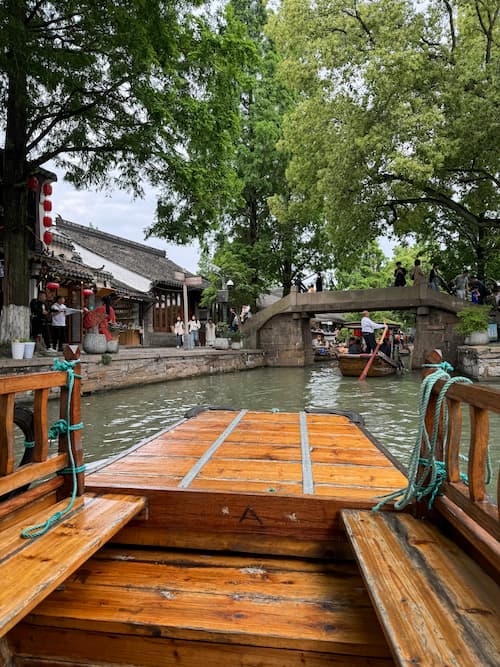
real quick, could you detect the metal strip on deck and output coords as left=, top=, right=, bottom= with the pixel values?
left=178, top=410, right=248, bottom=488
left=299, top=412, right=314, bottom=495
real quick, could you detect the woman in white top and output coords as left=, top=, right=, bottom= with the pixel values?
left=188, top=315, right=201, bottom=347
left=205, top=318, right=216, bottom=347
left=51, top=295, right=81, bottom=352
left=174, top=316, right=185, bottom=348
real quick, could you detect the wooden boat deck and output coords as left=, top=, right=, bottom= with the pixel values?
left=86, top=409, right=408, bottom=557
left=88, top=409, right=406, bottom=498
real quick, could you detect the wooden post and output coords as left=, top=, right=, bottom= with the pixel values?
left=57, top=346, right=84, bottom=499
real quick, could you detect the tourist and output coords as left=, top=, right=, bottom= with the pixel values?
left=469, top=277, right=488, bottom=305
left=240, top=305, right=252, bottom=323
left=188, top=314, right=201, bottom=347
left=205, top=318, right=216, bottom=347
left=410, top=259, right=426, bottom=286
left=174, top=315, right=184, bottom=348
left=394, top=261, right=407, bottom=287
left=452, top=269, right=469, bottom=299
left=428, top=264, right=441, bottom=291
left=379, top=336, right=391, bottom=357
left=315, top=273, right=323, bottom=292
left=92, top=296, right=116, bottom=341
left=50, top=295, right=81, bottom=352
left=30, top=290, right=54, bottom=352
left=348, top=337, right=362, bottom=354
left=361, top=310, right=385, bottom=353
left=229, top=308, right=239, bottom=332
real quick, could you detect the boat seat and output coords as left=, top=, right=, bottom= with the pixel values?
left=8, top=545, right=395, bottom=666
left=342, top=509, right=500, bottom=666
left=0, top=492, right=146, bottom=639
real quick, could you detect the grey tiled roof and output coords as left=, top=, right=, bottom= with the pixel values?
left=56, top=217, right=205, bottom=289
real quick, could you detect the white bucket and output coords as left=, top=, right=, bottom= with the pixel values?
left=23, top=341, right=36, bottom=359
left=11, top=342, right=25, bottom=360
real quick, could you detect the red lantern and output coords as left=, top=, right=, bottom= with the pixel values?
left=43, top=200, right=52, bottom=211
left=43, top=216, right=53, bottom=228
left=27, top=176, right=39, bottom=191
left=83, top=288, right=94, bottom=296
left=43, top=231, right=53, bottom=245
left=42, top=183, right=53, bottom=196
left=46, top=281, right=60, bottom=290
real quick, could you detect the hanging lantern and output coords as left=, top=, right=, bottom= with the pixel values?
left=42, top=183, right=53, bottom=196
left=82, top=288, right=94, bottom=296
left=46, top=281, right=60, bottom=290
left=43, top=230, right=53, bottom=245
left=27, top=176, right=39, bottom=191
left=43, top=200, right=52, bottom=212
left=43, top=215, right=53, bottom=228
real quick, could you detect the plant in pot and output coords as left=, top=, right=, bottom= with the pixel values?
left=229, top=330, right=242, bottom=349
left=455, top=305, right=491, bottom=345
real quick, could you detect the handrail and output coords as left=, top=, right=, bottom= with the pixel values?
left=0, top=346, right=83, bottom=504
left=422, top=350, right=499, bottom=574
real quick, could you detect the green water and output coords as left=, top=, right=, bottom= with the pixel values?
left=39, top=365, right=499, bottom=500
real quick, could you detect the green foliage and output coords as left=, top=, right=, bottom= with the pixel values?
left=455, top=305, right=491, bottom=336
left=268, top=0, right=500, bottom=277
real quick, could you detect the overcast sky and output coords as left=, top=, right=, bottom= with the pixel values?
left=51, top=166, right=201, bottom=274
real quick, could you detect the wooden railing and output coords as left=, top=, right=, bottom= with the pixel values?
left=423, top=350, right=499, bottom=573
left=0, top=346, right=83, bottom=517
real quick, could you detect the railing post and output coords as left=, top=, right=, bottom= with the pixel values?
left=0, top=393, right=15, bottom=475
left=58, top=346, right=84, bottom=499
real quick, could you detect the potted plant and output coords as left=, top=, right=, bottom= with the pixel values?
left=22, top=338, right=36, bottom=359
left=229, top=330, right=242, bottom=350
left=455, top=305, right=491, bottom=345
left=214, top=322, right=230, bottom=349
left=11, top=339, right=25, bottom=360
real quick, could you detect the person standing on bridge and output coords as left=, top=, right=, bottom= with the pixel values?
left=361, top=310, right=385, bottom=353
left=394, top=262, right=407, bottom=287
left=452, top=269, right=469, bottom=300
left=410, top=259, right=426, bottom=286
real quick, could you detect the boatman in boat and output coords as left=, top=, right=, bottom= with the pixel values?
left=360, top=310, right=385, bottom=353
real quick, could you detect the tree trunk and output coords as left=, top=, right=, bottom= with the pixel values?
left=0, top=0, right=31, bottom=342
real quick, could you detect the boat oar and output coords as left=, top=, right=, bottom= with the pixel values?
left=358, top=323, right=388, bottom=382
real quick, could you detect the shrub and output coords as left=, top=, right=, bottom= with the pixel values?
left=454, top=305, right=491, bottom=336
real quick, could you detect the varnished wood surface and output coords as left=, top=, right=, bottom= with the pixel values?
left=88, top=410, right=407, bottom=499
left=337, top=354, right=397, bottom=377
left=0, top=493, right=145, bottom=638
left=10, top=546, right=393, bottom=665
left=342, top=509, right=500, bottom=667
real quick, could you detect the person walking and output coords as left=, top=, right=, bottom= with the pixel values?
left=174, top=315, right=184, bottom=349
left=361, top=310, right=385, bottom=353
left=452, top=269, right=469, bottom=299
left=205, top=318, right=216, bottom=347
left=30, top=290, right=54, bottom=352
left=428, top=264, right=441, bottom=291
left=410, top=259, right=426, bottom=286
left=394, top=261, right=407, bottom=287
left=188, top=314, right=201, bottom=347
left=50, top=295, right=81, bottom=352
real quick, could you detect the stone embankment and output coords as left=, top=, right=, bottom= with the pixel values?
left=457, top=344, right=500, bottom=382
left=0, top=347, right=266, bottom=394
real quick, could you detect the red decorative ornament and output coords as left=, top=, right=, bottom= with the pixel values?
left=27, top=176, right=39, bottom=191
left=43, top=216, right=53, bottom=228
left=43, top=200, right=52, bottom=211
left=43, top=231, right=53, bottom=245
left=42, top=183, right=53, bottom=196
left=46, top=281, right=60, bottom=290
left=82, top=288, right=94, bottom=296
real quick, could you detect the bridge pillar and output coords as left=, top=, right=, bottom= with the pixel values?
left=414, top=307, right=461, bottom=368
left=258, top=312, right=313, bottom=366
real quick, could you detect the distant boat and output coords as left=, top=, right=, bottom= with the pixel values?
left=337, top=351, right=400, bottom=377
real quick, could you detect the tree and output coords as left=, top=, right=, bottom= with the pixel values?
left=0, top=0, right=247, bottom=340
left=269, top=0, right=499, bottom=278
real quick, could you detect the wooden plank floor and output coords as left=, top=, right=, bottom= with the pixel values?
left=88, top=410, right=407, bottom=500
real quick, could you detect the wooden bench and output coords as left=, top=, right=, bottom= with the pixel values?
left=0, top=346, right=146, bottom=638
left=342, top=509, right=500, bottom=666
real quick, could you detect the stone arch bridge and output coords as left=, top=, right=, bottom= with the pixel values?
left=242, top=284, right=466, bottom=368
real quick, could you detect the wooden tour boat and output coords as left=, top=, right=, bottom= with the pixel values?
left=337, top=321, right=404, bottom=377
left=0, top=346, right=499, bottom=666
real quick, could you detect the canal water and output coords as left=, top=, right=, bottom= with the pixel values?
left=45, top=365, right=499, bottom=499
left=80, top=365, right=423, bottom=463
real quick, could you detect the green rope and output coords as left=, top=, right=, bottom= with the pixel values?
left=23, top=440, right=35, bottom=449
left=21, top=358, right=83, bottom=539
left=373, top=362, right=476, bottom=512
